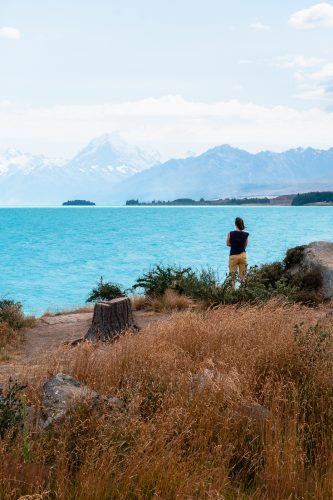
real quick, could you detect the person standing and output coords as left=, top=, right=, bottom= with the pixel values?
left=226, top=217, right=249, bottom=288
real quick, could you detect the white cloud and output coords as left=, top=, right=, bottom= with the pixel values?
left=273, top=55, right=324, bottom=69
left=250, top=22, right=271, bottom=31
left=0, top=27, right=20, bottom=40
left=272, top=55, right=333, bottom=101
left=295, top=62, right=333, bottom=100
left=289, top=3, right=333, bottom=29
left=2, top=96, right=333, bottom=159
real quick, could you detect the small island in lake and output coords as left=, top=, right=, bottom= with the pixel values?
left=62, top=200, right=96, bottom=206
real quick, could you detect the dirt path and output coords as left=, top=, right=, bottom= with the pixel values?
left=0, top=310, right=170, bottom=384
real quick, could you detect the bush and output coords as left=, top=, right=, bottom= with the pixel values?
left=87, top=277, right=125, bottom=303
left=250, top=262, right=284, bottom=287
left=177, top=268, right=220, bottom=301
left=0, top=299, right=25, bottom=330
left=133, top=265, right=192, bottom=297
left=132, top=250, right=326, bottom=310
left=0, top=380, right=25, bottom=438
left=284, top=245, right=306, bottom=269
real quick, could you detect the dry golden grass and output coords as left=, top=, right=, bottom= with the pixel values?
left=41, top=305, right=94, bottom=318
left=131, top=295, right=149, bottom=311
left=0, top=321, right=23, bottom=361
left=132, top=289, right=193, bottom=312
left=148, top=289, right=193, bottom=312
left=1, top=301, right=333, bottom=498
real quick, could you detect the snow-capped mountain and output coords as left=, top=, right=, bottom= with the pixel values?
left=113, top=145, right=333, bottom=202
left=0, top=134, right=159, bottom=205
left=68, top=133, right=159, bottom=177
left=0, top=137, right=333, bottom=205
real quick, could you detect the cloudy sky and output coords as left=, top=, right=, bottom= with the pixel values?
left=1, top=0, right=333, bottom=159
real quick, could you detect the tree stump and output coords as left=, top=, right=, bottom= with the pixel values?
left=85, top=297, right=135, bottom=342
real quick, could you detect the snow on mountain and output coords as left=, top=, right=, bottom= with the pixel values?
left=0, top=136, right=333, bottom=205
left=0, top=149, right=64, bottom=175
left=113, top=145, right=333, bottom=202
left=68, top=133, right=159, bottom=176
left=0, top=134, right=159, bottom=205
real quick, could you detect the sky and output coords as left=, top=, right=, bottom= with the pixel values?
left=1, top=0, right=333, bottom=159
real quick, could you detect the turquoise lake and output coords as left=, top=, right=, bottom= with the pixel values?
left=1, top=206, right=332, bottom=315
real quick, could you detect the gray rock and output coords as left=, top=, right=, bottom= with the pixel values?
left=240, top=402, right=270, bottom=425
left=190, top=368, right=269, bottom=427
left=42, top=373, right=124, bottom=428
left=190, top=368, right=241, bottom=400
left=290, top=241, right=333, bottom=299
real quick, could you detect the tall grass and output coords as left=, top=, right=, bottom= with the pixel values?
left=1, top=301, right=333, bottom=498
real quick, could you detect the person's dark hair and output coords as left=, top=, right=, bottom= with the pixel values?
left=235, top=217, right=245, bottom=230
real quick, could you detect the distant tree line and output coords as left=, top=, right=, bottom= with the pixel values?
left=126, top=197, right=271, bottom=206
left=292, top=192, right=333, bottom=206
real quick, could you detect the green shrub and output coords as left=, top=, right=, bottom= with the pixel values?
left=250, top=262, right=284, bottom=287
left=0, top=380, right=25, bottom=438
left=87, top=277, right=125, bottom=303
left=133, top=265, right=192, bottom=297
left=284, top=245, right=306, bottom=269
left=291, top=267, right=323, bottom=291
left=177, top=267, right=220, bottom=301
left=0, top=299, right=29, bottom=330
left=132, top=253, right=324, bottom=308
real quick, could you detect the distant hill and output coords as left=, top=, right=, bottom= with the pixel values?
left=0, top=138, right=332, bottom=205
left=292, top=191, right=333, bottom=206
left=114, top=145, right=333, bottom=202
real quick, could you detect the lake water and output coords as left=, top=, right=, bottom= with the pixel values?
left=0, top=206, right=332, bottom=315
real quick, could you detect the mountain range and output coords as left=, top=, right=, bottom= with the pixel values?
left=0, top=134, right=332, bottom=205
left=0, top=134, right=159, bottom=205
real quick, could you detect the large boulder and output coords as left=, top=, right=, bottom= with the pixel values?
left=287, top=242, right=333, bottom=299
left=42, top=373, right=124, bottom=428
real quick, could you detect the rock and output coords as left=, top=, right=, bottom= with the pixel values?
left=240, top=402, right=270, bottom=424
left=42, top=373, right=99, bottom=428
left=190, top=368, right=269, bottom=427
left=288, top=241, right=333, bottom=299
left=190, top=368, right=241, bottom=400
left=42, top=373, right=124, bottom=428
left=103, top=395, right=126, bottom=410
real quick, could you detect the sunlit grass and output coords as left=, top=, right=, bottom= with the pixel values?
left=1, top=301, right=333, bottom=498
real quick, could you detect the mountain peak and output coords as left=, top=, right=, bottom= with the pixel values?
left=86, top=132, right=128, bottom=151
left=69, top=132, right=159, bottom=174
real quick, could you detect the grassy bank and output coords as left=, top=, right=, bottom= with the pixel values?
left=1, top=301, right=333, bottom=498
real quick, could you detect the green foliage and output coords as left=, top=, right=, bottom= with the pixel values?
left=284, top=245, right=306, bottom=269
left=133, top=265, right=192, bottom=297
left=249, top=262, right=284, bottom=287
left=176, top=268, right=220, bottom=301
left=0, top=380, right=25, bottom=438
left=87, top=277, right=125, bottom=303
left=0, top=299, right=28, bottom=330
left=62, top=199, right=95, bottom=206
left=292, top=191, right=333, bottom=206
left=220, top=268, right=298, bottom=305
left=224, top=197, right=270, bottom=205
left=133, top=264, right=299, bottom=306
